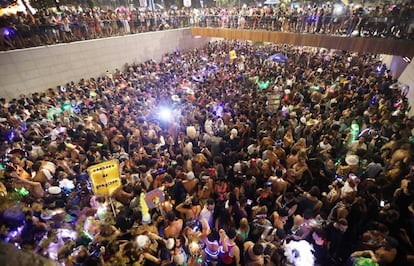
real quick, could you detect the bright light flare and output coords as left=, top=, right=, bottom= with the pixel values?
left=158, top=107, right=172, bottom=122
left=333, top=4, right=344, bottom=16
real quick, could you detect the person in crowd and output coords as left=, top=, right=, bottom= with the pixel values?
left=0, top=39, right=413, bottom=266
left=1, top=3, right=413, bottom=51
left=219, top=228, right=241, bottom=266
left=243, top=241, right=265, bottom=266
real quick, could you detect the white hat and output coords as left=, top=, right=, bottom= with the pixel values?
left=186, top=88, right=195, bottom=95
left=0, top=118, right=7, bottom=123
left=171, top=95, right=180, bottom=102
left=345, top=154, right=359, bottom=166
left=300, top=117, right=307, bottom=125
left=186, top=171, right=195, bottom=180
left=166, top=238, right=175, bottom=250
left=142, top=213, right=152, bottom=224
left=40, top=210, right=53, bottom=220
left=284, top=89, right=291, bottom=95
left=136, top=235, right=150, bottom=249
left=48, top=186, right=61, bottom=195
left=59, top=178, right=75, bottom=190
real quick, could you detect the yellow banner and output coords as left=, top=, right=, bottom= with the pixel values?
left=88, top=160, right=121, bottom=196
left=229, top=50, right=237, bottom=60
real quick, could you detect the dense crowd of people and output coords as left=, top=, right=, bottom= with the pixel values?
left=1, top=2, right=413, bottom=50
left=198, top=2, right=414, bottom=39
left=0, top=39, right=413, bottom=266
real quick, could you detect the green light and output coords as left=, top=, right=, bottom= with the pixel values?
left=310, top=85, right=320, bottom=91
left=62, top=103, right=72, bottom=112
left=14, top=187, right=29, bottom=196
left=47, top=107, right=62, bottom=120
left=197, top=257, right=203, bottom=263
left=350, top=120, right=360, bottom=142
left=258, top=80, right=270, bottom=91
left=351, top=122, right=359, bottom=131
left=353, top=257, right=379, bottom=266
left=83, top=229, right=94, bottom=240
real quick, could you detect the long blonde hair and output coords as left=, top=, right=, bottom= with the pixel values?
left=239, top=217, right=249, bottom=231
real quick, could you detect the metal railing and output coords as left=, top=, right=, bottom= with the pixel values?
left=0, top=16, right=193, bottom=51
left=193, top=14, right=414, bottom=40
left=1, top=12, right=413, bottom=51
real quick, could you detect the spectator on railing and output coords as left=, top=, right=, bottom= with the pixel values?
left=60, top=14, right=72, bottom=42
left=0, top=3, right=413, bottom=51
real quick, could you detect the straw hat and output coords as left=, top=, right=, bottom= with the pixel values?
left=48, top=186, right=62, bottom=195
left=300, top=117, right=307, bottom=125
left=171, top=95, right=180, bottom=102
left=40, top=210, right=53, bottom=220
left=345, top=154, right=359, bottom=166
left=185, top=88, right=195, bottom=95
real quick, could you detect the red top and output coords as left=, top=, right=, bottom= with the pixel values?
left=219, top=243, right=235, bottom=264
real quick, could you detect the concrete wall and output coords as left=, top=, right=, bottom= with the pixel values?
left=381, top=55, right=410, bottom=80
left=399, top=57, right=414, bottom=117
left=381, top=55, right=414, bottom=117
left=0, top=28, right=210, bottom=100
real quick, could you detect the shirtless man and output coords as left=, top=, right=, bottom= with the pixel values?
left=164, top=211, right=183, bottom=238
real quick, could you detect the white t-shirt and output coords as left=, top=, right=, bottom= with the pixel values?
left=204, top=119, right=214, bottom=136
left=199, top=206, right=214, bottom=228
left=341, top=181, right=357, bottom=197
left=318, top=141, right=332, bottom=151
